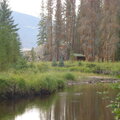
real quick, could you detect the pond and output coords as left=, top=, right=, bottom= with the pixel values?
left=0, top=84, right=117, bottom=120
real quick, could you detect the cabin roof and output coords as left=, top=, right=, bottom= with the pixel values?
left=73, top=53, right=85, bottom=57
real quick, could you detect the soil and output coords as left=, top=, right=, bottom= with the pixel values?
left=67, top=76, right=120, bottom=86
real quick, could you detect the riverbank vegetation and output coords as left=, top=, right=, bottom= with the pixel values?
left=0, top=2, right=120, bottom=119
left=108, top=83, right=120, bottom=120
left=0, top=61, right=120, bottom=99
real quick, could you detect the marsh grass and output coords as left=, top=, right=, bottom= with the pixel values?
left=0, top=61, right=120, bottom=99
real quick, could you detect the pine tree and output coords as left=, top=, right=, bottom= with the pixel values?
left=100, top=0, right=119, bottom=61
left=37, top=0, right=120, bottom=62
left=54, top=0, right=62, bottom=60
left=0, top=0, right=21, bottom=70
left=115, top=3, right=120, bottom=61
left=46, top=0, right=53, bottom=60
left=31, top=47, right=36, bottom=62
left=37, top=0, right=47, bottom=45
left=63, top=0, right=76, bottom=59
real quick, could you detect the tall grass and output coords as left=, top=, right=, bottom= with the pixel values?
left=0, top=72, right=69, bottom=99
left=0, top=61, right=120, bottom=99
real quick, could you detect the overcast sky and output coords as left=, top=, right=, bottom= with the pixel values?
left=9, top=0, right=42, bottom=17
left=9, top=0, right=80, bottom=18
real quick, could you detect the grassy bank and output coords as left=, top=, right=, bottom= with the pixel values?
left=0, top=61, right=120, bottom=99
left=0, top=72, right=71, bottom=99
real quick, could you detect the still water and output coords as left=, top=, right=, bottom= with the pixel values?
left=0, top=84, right=117, bottom=120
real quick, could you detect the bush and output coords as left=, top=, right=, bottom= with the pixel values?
left=14, top=58, right=28, bottom=69
left=40, top=75, right=58, bottom=93
left=117, top=75, right=120, bottom=79
left=37, top=63, right=49, bottom=72
left=109, top=84, right=120, bottom=120
left=52, top=58, right=57, bottom=66
left=59, top=57, right=64, bottom=67
left=78, top=61, right=82, bottom=66
left=29, top=63, right=36, bottom=69
left=64, top=73, right=75, bottom=81
left=92, top=66, right=103, bottom=74
left=57, top=79, right=66, bottom=89
left=86, top=63, right=96, bottom=68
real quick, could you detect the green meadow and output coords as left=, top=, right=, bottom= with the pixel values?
left=0, top=61, right=120, bottom=99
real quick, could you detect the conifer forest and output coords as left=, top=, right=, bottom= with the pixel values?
left=0, top=0, right=120, bottom=120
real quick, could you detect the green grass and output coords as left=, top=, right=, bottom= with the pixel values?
left=0, top=72, right=68, bottom=99
left=0, top=61, right=120, bottom=99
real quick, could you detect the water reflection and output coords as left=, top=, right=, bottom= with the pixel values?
left=0, top=84, right=116, bottom=120
left=15, top=108, right=40, bottom=120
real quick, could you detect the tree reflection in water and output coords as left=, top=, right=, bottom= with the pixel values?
left=0, top=84, right=116, bottom=120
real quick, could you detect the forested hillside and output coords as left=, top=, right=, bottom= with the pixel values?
left=37, top=0, right=120, bottom=61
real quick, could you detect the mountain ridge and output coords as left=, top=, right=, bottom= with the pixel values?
left=12, top=11, right=40, bottom=49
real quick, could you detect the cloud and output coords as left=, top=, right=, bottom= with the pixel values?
left=9, top=0, right=41, bottom=17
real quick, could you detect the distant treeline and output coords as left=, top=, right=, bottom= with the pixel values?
left=0, top=0, right=21, bottom=70
left=37, top=0, right=120, bottom=61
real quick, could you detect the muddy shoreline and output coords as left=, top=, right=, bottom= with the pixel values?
left=67, top=76, right=120, bottom=85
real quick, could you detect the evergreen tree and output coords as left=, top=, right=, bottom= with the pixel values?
left=31, top=47, right=36, bottom=62
left=37, top=0, right=47, bottom=45
left=46, top=0, right=53, bottom=60
left=59, top=56, right=64, bottom=67
left=37, top=0, right=120, bottom=62
left=115, top=6, right=120, bottom=61
left=54, top=0, right=62, bottom=60
left=52, top=58, right=57, bottom=66
left=0, top=0, right=21, bottom=70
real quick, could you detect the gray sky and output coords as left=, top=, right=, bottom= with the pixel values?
left=9, top=0, right=42, bottom=17
left=9, top=0, right=80, bottom=17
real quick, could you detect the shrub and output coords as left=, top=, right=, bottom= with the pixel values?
left=57, top=79, right=66, bottom=89
left=78, top=61, right=82, bottom=66
left=40, top=75, right=58, bottom=93
left=59, top=57, right=64, bottom=67
left=37, top=63, right=49, bottom=72
left=117, top=75, right=120, bottom=79
left=14, top=58, right=28, bottom=69
left=52, top=58, right=57, bottom=66
left=109, top=84, right=120, bottom=120
left=92, top=66, right=104, bottom=74
left=29, top=63, right=36, bottom=69
left=86, top=63, right=96, bottom=68
left=0, top=78, right=9, bottom=94
left=64, top=73, right=75, bottom=81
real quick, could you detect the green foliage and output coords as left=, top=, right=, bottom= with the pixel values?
left=37, top=0, right=47, bottom=45
left=0, top=0, right=21, bottom=70
left=109, top=84, right=120, bottom=120
left=14, top=58, right=28, bottom=69
left=37, top=63, right=48, bottom=72
left=40, top=75, right=58, bottom=93
left=78, top=61, right=82, bottom=66
left=64, top=73, right=75, bottom=81
left=0, top=71, right=67, bottom=98
left=86, top=63, right=96, bottom=68
left=0, top=61, right=120, bottom=99
left=59, top=57, right=64, bottom=67
left=52, top=58, right=57, bottom=66
left=31, top=48, right=36, bottom=62
left=57, top=79, right=66, bottom=89
left=37, top=17, right=47, bottom=45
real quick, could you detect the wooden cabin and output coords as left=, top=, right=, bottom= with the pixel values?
left=73, top=53, right=86, bottom=61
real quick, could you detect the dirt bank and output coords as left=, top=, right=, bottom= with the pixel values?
left=67, top=76, right=120, bottom=86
